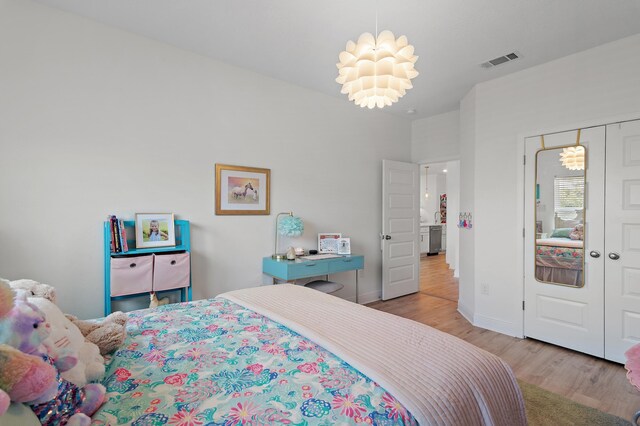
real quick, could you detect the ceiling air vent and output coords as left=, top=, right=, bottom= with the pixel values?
left=480, top=52, right=521, bottom=69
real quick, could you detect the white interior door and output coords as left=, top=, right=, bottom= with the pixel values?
left=524, top=127, right=606, bottom=357
left=605, top=120, right=640, bottom=363
left=382, top=160, right=420, bottom=300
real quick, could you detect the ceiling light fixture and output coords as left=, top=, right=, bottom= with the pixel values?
left=335, top=7, right=418, bottom=109
left=559, top=129, right=585, bottom=171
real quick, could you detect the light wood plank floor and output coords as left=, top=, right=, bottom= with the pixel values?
left=368, top=254, right=640, bottom=421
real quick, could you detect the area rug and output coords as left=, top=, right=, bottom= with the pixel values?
left=520, top=380, right=631, bottom=425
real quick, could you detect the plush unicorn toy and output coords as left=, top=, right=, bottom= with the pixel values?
left=0, top=285, right=105, bottom=426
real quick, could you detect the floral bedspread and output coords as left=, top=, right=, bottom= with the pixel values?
left=92, top=298, right=416, bottom=425
left=536, top=245, right=583, bottom=269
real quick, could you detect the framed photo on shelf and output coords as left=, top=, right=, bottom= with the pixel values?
left=135, top=213, right=176, bottom=248
left=337, top=238, right=351, bottom=255
left=318, top=233, right=342, bottom=253
left=215, top=164, right=270, bottom=215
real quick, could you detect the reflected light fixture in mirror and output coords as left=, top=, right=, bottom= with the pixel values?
left=559, top=146, right=585, bottom=170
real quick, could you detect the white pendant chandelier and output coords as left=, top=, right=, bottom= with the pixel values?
left=336, top=30, right=419, bottom=109
left=559, top=146, right=585, bottom=170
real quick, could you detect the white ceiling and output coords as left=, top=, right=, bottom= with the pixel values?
left=36, top=0, right=640, bottom=120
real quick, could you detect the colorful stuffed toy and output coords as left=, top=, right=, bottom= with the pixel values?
left=0, top=285, right=106, bottom=425
left=0, top=388, right=8, bottom=416
left=0, top=281, right=59, bottom=416
left=0, top=343, right=58, bottom=405
left=7, top=277, right=127, bottom=356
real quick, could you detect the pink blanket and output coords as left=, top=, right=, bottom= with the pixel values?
left=222, top=284, right=526, bottom=425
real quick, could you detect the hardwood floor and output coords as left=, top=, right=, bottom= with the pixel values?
left=369, top=254, right=640, bottom=421
left=419, top=253, right=458, bottom=301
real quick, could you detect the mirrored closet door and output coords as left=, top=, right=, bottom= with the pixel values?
left=524, top=126, right=606, bottom=358
left=524, top=120, right=640, bottom=363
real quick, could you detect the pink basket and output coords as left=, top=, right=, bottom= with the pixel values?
left=110, top=255, right=153, bottom=296
left=153, top=253, right=190, bottom=291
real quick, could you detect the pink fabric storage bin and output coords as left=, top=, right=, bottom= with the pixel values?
left=110, top=255, right=153, bottom=297
left=153, top=253, right=190, bottom=291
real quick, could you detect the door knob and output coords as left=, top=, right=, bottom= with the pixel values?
left=589, top=251, right=601, bottom=258
left=608, top=252, right=620, bottom=260
left=385, top=235, right=391, bottom=240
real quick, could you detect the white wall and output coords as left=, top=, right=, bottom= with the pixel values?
left=457, top=88, right=477, bottom=321
left=445, top=160, right=460, bottom=276
left=464, top=33, right=640, bottom=335
left=411, top=110, right=460, bottom=163
left=0, top=0, right=412, bottom=318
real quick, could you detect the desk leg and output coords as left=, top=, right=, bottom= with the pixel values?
left=355, top=269, right=359, bottom=304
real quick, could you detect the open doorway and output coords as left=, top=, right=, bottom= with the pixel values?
left=419, top=161, right=460, bottom=302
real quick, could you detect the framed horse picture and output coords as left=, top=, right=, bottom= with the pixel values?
left=215, top=164, right=270, bottom=215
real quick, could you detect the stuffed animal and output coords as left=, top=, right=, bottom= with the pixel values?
left=0, top=279, right=13, bottom=318
left=0, top=388, right=8, bottom=416
left=0, top=291, right=105, bottom=425
left=26, top=296, right=105, bottom=387
left=150, top=291, right=169, bottom=308
left=569, top=224, right=584, bottom=241
left=8, top=279, right=57, bottom=304
left=0, top=343, right=59, bottom=405
left=66, top=311, right=128, bottom=356
left=0, top=282, right=59, bottom=413
left=7, top=277, right=126, bottom=356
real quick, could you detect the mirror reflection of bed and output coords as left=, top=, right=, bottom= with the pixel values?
left=535, top=146, right=585, bottom=287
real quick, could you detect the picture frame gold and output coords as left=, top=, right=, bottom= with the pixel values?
left=215, top=164, right=270, bottom=215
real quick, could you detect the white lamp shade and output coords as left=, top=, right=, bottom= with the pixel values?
left=336, top=30, right=419, bottom=109
left=559, top=146, right=585, bottom=170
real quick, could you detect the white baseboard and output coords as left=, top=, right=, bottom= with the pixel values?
left=474, top=314, right=522, bottom=337
left=358, top=290, right=381, bottom=305
left=457, top=302, right=474, bottom=324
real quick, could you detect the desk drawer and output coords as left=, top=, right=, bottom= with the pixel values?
left=288, top=261, right=329, bottom=279
left=329, top=256, right=364, bottom=273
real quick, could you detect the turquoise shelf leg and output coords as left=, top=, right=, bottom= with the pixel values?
left=104, top=222, right=112, bottom=316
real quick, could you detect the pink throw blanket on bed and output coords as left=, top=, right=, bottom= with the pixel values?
left=221, top=284, right=526, bottom=426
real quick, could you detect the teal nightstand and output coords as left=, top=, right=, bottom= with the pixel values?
left=262, top=255, right=364, bottom=303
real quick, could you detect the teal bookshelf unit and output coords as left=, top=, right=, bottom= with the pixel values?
left=103, top=219, right=192, bottom=315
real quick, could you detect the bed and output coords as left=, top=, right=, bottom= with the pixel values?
left=92, top=285, right=526, bottom=425
left=535, top=237, right=584, bottom=286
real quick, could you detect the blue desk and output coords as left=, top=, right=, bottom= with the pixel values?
left=262, top=255, right=364, bottom=303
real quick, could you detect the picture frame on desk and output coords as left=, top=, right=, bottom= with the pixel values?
left=215, top=163, right=270, bottom=215
left=318, top=233, right=341, bottom=253
left=135, top=213, right=176, bottom=248
left=337, top=238, right=351, bottom=255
